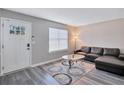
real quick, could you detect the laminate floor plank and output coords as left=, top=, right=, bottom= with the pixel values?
left=0, top=61, right=124, bottom=85
left=0, top=67, right=58, bottom=85
left=34, top=67, right=59, bottom=85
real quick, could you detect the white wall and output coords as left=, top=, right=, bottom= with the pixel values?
left=77, top=18, right=124, bottom=53
left=0, top=8, right=75, bottom=69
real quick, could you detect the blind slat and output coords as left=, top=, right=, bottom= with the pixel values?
left=49, top=28, right=68, bottom=52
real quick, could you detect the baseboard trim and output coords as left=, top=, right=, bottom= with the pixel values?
left=0, top=58, right=62, bottom=76
left=31, top=58, right=62, bottom=67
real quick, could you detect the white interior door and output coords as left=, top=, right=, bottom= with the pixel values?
left=1, top=18, right=32, bottom=74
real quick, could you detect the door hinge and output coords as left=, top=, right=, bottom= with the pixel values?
left=2, top=66, right=4, bottom=70
left=2, top=23, right=4, bottom=27
left=2, top=45, right=4, bottom=49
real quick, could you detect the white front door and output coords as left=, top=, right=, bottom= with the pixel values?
left=1, top=18, right=32, bottom=74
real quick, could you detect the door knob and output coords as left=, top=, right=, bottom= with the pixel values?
left=27, top=43, right=30, bottom=50
left=27, top=43, right=30, bottom=47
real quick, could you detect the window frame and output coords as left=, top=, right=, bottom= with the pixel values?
left=49, top=27, right=69, bottom=53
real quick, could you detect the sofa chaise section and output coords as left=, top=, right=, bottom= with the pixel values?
left=95, top=56, right=124, bottom=75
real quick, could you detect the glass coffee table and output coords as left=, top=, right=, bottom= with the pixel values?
left=62, top=54, right=85, bottom=69
left=62, top=54, right=85, bottom=76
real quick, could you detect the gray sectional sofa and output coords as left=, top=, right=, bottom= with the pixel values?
left=75, top=46, right=124, bottom=75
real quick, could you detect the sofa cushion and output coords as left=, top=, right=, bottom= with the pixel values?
left=86, top=53, right=100, bottom=59
left=95, top=56, right=124, bottom=69
left=91, top=47, right=103, bottom=55
left=85, top=53, right=100, bottom=62
left=80, top=46, right=91, bottom=53
left=103, top=48, right=120, bottom=57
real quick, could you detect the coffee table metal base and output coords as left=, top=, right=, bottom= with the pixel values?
left=61, top=60, right=74, bottom=66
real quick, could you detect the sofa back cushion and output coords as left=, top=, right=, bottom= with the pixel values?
left=103, top=48, right=120, bottom=57
left=91, top=47, right=103, bottom=55
left=80, top=46, right=91, bottom=53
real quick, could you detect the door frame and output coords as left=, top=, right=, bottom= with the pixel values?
left=0, top=17, right=32, bottom=75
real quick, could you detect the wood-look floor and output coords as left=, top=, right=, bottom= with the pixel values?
left=0, top=67, right=59, bottom=85
left=0, top=62, right=124, bottom=85
left=74, top=68, right=124, bottom=85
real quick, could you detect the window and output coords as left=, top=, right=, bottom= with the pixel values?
left=49, top=28, right=68, bottom=52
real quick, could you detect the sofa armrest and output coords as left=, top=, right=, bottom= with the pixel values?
left=119, top=54, right=124, bottom=60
